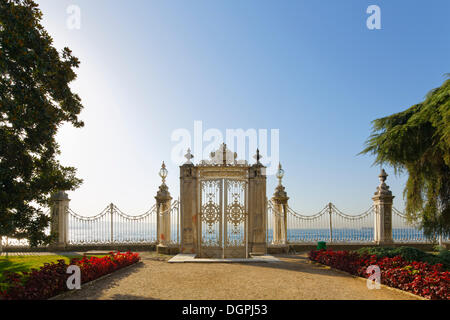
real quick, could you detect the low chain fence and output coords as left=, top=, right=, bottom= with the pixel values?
left=267, top=201, right=448, bottom=244
left=68, top=200, right=180, bottom=245
left=1, top=201, right=180, bottom=248
left=391, top=207, right=446, bottom=243
left=2, top=200, right=448, bottom=249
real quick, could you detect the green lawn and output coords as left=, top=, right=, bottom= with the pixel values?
left=0, top=254, right=106, bottom=290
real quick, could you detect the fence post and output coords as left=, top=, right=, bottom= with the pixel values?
left=177, top=199, right=180, bottom=244
left=328, top=203, right=333, bottom=243
left=50, top=191, right=70, bottom=248
left=248, top=149, right=267, bottom=256
left=372, top=169, right=394, bottom=245
left=272, top=163, right=289, bottom=246
left=155, top=162, right=173, bottom=252
left=110, top=203, right=114, bottom=243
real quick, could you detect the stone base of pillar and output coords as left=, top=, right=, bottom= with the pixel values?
left=180, top=245, right=196, bottom=254
left=250, top=243, right=267, bottom=256
left=48, top=243, right=68, bottom=252
left=267, top=244, right=289, bottom=254
left=375, top=240, right=394, bottom=246
left=157, top=244, right=180, bottom=255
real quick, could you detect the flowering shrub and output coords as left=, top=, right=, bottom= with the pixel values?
left=309, top=249, right=449, bottom=300
left=356, top=246, right=450, bottom=270
left=0, top=251, right=140, bottom=300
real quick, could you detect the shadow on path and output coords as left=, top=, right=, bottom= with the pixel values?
left=232, top=253, right=352, bottom=279
left=109, top=294, right=159, bottom=300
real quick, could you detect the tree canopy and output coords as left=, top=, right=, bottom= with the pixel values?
left=0, top=0, right=83, bottom=246
left=361, top=76, right=450, bottom=238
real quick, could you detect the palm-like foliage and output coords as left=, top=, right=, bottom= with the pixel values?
left=361, top=77, right=450, bottom=239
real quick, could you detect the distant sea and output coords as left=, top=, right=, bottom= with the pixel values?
left=67, top=225, right=432, bottom=244
left=274, top=228, right=430, bottom=242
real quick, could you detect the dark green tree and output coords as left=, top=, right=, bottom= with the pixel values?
left=0, top=0, right=83, bottom=246
left=361, top=76, right=450, bottom=239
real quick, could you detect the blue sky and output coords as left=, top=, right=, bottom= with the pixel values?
left=36, top=0, right=450, bottom=216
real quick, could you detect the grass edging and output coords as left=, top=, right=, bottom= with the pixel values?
left=48, top=261, right=143, bottom=300
left=308, top=260, right=428, bottom=300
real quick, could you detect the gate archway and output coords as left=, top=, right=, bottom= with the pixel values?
left=179, top=144, right=267, bottom=258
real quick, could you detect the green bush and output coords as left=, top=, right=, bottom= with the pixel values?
left=356, top=246, right=450, bottom=270
left=437, top=250, right=450, bottom=265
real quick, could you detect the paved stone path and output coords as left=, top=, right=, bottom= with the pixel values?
left=55, top=252, right=420, bottom=300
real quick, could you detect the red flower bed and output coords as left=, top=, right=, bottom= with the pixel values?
left=309, top=249, right=449, bottom=300
left=0, top=251, right=140, bottom=300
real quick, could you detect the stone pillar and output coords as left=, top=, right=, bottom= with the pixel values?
left=248, top=149, right=267, bottom=256
left=373, top=169, right=394, bottom=245
left=50, top=191, right=70, bottom=248
left=155, top=162, right=174, bottom=254
left=272, top=164, right=289, bottom=245
left=179, top=149, right=198, bottom=254
left=155, top=184, right=172, bottom=246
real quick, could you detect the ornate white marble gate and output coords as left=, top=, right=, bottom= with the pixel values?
left=179, top=144, right=267, bottom=259
left=199, top=178, right=248, bottom=258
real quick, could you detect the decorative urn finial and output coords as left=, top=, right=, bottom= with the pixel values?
left=379, top=168, right=388, bottom=183
left=374, top=168, right=392, bottom=196
left=184, top=148, right=194, bottom=165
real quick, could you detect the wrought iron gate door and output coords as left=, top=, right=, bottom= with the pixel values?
left=199, top=179, right=247, bottom=258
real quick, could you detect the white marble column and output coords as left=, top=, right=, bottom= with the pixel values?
left=272, top=163, right=289, bottom=245
left=248, top=149, right=267, bottom=255
left=373, top=169, right=394, bottom=245
left=155, top=162, right=173, bottom=246
left=50, top=191, right=70, bottom=247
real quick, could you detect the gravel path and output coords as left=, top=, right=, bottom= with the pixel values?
left=57, top=252, right=420, bottom=300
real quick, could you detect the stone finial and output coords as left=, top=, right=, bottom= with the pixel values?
left=184, top=148, right=194, bottom=165
left=276, top=163, right=285, bottom=186
left=222, top=143, right=227, bottom=165
left=253, top=149, right=262, bottom=165
left=379, top=168, right=387, bottom=183
left=374, top=168, right=393, bottom=197
left=272, top=163, right=288, bottom=203
left=156, top=162, right=171, bottom=203
left=159, top=161, right=168, bottom=184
